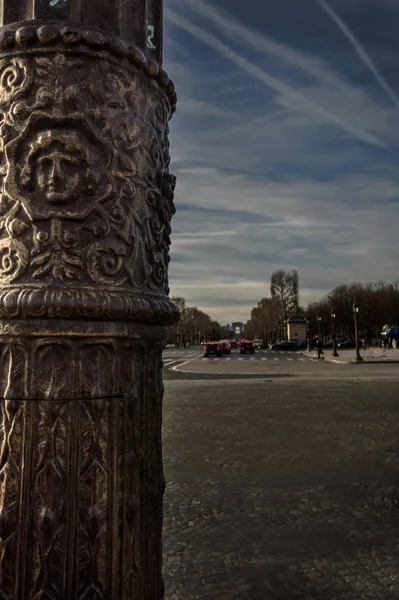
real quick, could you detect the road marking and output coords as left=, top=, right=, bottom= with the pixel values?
left=273, top=357, right=279, bottom=361
left=226, top=358, right=231, bottom=361
left=171, top=353, right=204, bottom=372
left=287, top=358, right=294, bottom=361
left=238, top=358, right=244, bottom=361
left=250, top=357, right=255, bottom=361
left=261, top=358, right=267, bottom=361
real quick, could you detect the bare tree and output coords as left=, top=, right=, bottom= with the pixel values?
left=270, top=270, right=299, bottom=322
left=305, top=280, right=399, bottom=341
left=169, top=297, right=224, bottom=343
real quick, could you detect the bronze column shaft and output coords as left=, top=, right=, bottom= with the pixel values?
left=0, top=0, right=177, bottom=598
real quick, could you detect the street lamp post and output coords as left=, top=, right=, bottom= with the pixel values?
left=0, top=1, right=178, bottom=598
left=331, top=311, right=339, bottom=357
left=317, top=315, right=322, bottom=339
left=353, top=304, right=363, bottom=362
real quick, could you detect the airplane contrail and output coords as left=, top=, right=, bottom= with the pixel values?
left=316, top=0, right=399, bottom=111
left=165, top=8, right=398, bottom=155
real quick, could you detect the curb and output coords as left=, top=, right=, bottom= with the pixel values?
left=297, top=352, right=399, bottom=365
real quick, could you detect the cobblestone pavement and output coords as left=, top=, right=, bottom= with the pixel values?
left=162, top=379, right=399, bottom=599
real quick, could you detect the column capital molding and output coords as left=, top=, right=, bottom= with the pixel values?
left=0, top=21, right=176, bottom=110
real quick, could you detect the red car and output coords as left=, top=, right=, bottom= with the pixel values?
left=240, top=340, right=255, bottom=354
left=218, top=340, right=232, bottom=355
left=203, top=342, right=222, bottom=357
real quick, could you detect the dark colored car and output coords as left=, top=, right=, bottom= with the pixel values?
left=203, top=342, right=223, bottom=357
left=271, top=341, right=299, bottom=351
left=240, top=340, right=255, bottom=354
left=218, top=340, right=232, bottom=355
left=230, top=340, right=238, bottom=349
left=297, top=340, right=308, bottom=349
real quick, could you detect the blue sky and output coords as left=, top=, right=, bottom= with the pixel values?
left=163, top=0, right=399, bottom=323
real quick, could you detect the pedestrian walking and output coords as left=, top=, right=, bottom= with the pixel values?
left=316, top=336, right=324, bottom=359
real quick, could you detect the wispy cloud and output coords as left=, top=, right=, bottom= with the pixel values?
left=316, top=0, right=399, bottom=111
left=164, top=1, right=399, bottom=322
left=165, top=6, right=397, bottom=154
left=171, top=0, right=362, bottom=100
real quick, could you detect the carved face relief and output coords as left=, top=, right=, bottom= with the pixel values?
left=4, top=125, right=113, bottom=220
left=35, top=144, right=85, bottom=205
left=22, top=130, right=94, bottom=212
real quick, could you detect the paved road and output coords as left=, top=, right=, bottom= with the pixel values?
left=163, top=347, right=399, bottom=381
left=162, top=355, right=399, bottom=599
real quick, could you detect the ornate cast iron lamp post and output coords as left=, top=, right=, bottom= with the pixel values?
left=0, top=1, right=178, bottom=598
left=331, top=310, right=339, bottom=357
left=353, top=304, right=363, bottom=362
left=317, top=314, right=322, bottom=339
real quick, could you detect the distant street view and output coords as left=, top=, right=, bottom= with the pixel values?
left=169, top=270, right=399, bottom=355
left=163, top=276, right=399, bottom=598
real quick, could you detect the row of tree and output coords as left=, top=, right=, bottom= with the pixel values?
left=169, top=297, right=229, bottom=345
left=245, top=272, right=399, bottom=341
left=170, top=275, right=399, bottom=345
left=306, top=281, right=399, bottom=339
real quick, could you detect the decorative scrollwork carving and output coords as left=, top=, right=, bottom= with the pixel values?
left=87, top=240, right=127, bottom=285
left=0, top=58, right=33, bottom=104
left=0, top=237, right=28, bottom=282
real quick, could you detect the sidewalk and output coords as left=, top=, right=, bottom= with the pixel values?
left=300, top=347, right=399, bottom=364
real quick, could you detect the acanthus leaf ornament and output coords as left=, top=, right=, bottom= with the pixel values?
left=31, top=220, right=84, bottom=280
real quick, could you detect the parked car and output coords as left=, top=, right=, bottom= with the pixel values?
left=296, top=340, right=308, bottom=349
left=218, top=340, right=232, bottom=355
left=240, top=340, right=255, bottom=354
left=271, top=341, right=299, bottom=351
left=203, top=342, right=223, bottom=357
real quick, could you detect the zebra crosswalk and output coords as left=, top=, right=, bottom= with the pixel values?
left=201, top=355, right=311, bottom=362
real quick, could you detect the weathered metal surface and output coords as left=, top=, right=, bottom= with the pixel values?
left=0, top=2, right=177, bottom=597
left=0, top=22, right=177, bottom=323
left=0, top=0, right=163, bottom=61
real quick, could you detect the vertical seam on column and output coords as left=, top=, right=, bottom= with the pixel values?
left=142, top=343, right=148, bottom=596
left=158, top=347, right=164, bottom=598
left=15, top=400, right=33, bottom=599
left=121, top=385, right=127, bottom=599
left=108, top=341, right=120, bottom=597
left=64, top=400, right=82, bottom=598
